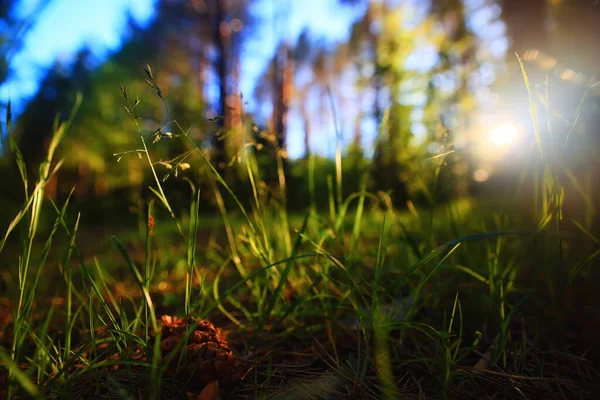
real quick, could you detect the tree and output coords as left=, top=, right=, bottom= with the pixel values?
left=10, top=0, right=264, bottom=202
left=209, top=0, right=229, bottom=169
left=15, top=49, right=92, bottom=173
left=193, top=0, right=251, bottom=169
left=348, top=2, right=385, bottom=128
left=270, top=42, right=294, bottom=151
left=0, top=1, right=51, bottom=87
left=1, top=0, right=51, bottom=152
left=294, top=31, right=313, bottom=159
left=12, top=0, right=215, bottom=200
left=425, top=0, right=479, bottom=198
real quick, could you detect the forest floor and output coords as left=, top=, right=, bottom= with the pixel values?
left=2, top=198, right=600, bottom=399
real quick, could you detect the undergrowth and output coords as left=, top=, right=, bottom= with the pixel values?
left=0, top=63, right=599, bottom=399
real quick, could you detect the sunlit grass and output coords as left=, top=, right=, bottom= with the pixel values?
left=1, top=65, right=599, bottom=399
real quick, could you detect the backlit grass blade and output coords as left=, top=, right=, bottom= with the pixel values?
left=563, top=67, right=600, bottom=149
left=110, top=235, right=162, bottom=397
left=568, top=246, right=600, bottom=284
left=6, top=103, right=28, bottom=198
left=201, top=252, right=342, bottom=318
left=350, top=176, right=368, bottom=250
left=186, top=184, right=200, bottom=316
left=260, top=212, right=309, bottom=331
left=22, top=192, right=72, bottom=320
left=0, top=347, right=41, bottom=398
left=490, top=296, right=528, bottom=367
left=110, top=236, right=157, bottom=334
left=144, top=200, right=154, bottom=340
left=0, top=160, right=63, bottom=253
left=517, top=53, right=543, bottom=162
left=62, top=212, right=81, bottom=369
left=275, top=275, right=323, bottom=329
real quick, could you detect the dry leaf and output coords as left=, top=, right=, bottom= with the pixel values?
left=473, top=334, right=499, bottom=371
left=197, top=381, right=221, bottom=400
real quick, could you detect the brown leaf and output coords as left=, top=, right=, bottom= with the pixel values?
left=197, top=381, right=221, bottom=400
left=473, top=334, right=499, bottom=371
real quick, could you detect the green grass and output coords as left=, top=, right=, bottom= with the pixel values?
left=1, top=67, right=600, bottom=399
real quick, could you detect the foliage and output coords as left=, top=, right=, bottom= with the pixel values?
left=0, top=1, right=51, bottom=87
left=1, top=62, right=599, bottom=397
left=1, top=2, right=600, bottom=396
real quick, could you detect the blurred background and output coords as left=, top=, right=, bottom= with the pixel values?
left=0, top=0, right=599, bottom=227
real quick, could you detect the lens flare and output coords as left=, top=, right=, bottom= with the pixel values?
left=473, top=168, right=490, bottom=182
left=490, top=123, right=519, bottom=146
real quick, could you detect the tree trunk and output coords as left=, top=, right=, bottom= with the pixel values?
left=352, top=112, right=362, bottom=149
left=211, top=0, right=229, bottom=169
left=302, top=99, right=311, bottom=159
left=271, top=43, right=293, bottom=151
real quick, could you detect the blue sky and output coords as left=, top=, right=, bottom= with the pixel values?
left=1, top=0, right=363, bottom=115
left=241, top=0, right=366, bottom=101
left=242, top=0, right=367, bottom=157
left=1, top=0, right=507, bottom=159
left=1, top=0, right=366, bottom=157
left=2, top=0, right=157, bottom=112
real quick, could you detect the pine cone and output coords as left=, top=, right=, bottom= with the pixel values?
left=160, top=315, right=239, bottom=392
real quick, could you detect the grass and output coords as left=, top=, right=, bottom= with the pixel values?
left=1, top=65, right=600, bottom=399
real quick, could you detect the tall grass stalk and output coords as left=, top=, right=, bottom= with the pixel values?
left=144, top=200, right=154, bottom=339
left=3, top=61, right=598, bottom=398
left=3, top=95, right=81, bottom=398
left=185, top=184, right=200, bottom=317
left=119, top=79, right=183, bottom=238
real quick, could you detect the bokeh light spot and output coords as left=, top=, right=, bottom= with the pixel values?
left=473, top=168, right=490, bottom=182
left=490, top=123, right=519, bottom=146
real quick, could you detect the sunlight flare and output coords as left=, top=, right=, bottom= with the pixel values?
left=490, top=122, right=519, bottom=147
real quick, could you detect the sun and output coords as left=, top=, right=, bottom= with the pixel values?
left=490, top=123, right=519, bottom=146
